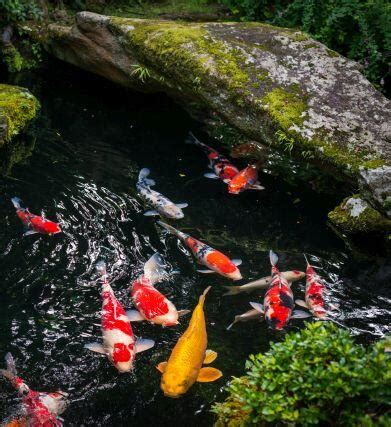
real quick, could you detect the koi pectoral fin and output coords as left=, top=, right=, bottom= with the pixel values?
left=126, top=310, right=145, bottom=322
left=329, top=303, right=340, bottom=311
left=24, top=230, right=39, bottom=236
left=250, top=181, right=265, bottom=190
left=196, top=367, right=223, bottom=382
left=196, top=269, right=215, bottom=274
left=135, top=339, right=155, bottom=354
left=295, top=299, right=308, bottom=309
left=84, top=343, right=106, bottom=355
left=144, top=210, right=159, bottom=216
left=291, top=310, right=312, bottom=319
left=177, top=309, right=191, bottom=317
left=175, top=203, right=188, bottom=208
left=203, top=350, right=218, bottom=364
left=231, top=259, right=242, bottom=266
left=249, top=302, right=264, bottom=313
left=156, top=361, right=167, bottom=374
left=204, top=172, right=219, bottom=179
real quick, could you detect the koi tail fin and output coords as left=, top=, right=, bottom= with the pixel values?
left=96, top=261, right=108, bottom=282
left=138, top=168, right=155, bottom=187
left=157, top=221, right=187, bottom=240
left=222, top=286, right=242, bottom=296
left=185, top=132, right=202, bottom=147
left=198, top=286, right=211, bottom=307
left=0, top=353, right=17, bottom=382
left=303, top=253, right=310, bottom=266
left=144, top=253, right=167, bottom=285
left=11, top=197, right=25, bottom=211
left=269, top=250, right=278, bottom=267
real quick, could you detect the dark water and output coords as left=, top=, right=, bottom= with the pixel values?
left=0, top=64, right=390, bottom=425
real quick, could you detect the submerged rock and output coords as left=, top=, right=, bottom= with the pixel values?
left=26, top=12, right=391, bottom=233
left=0, top=84, right=40, bottom=147
left=328, top=195, right=391, bottom=235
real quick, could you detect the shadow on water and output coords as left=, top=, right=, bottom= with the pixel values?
left=0, top=61, right=390, bottom=425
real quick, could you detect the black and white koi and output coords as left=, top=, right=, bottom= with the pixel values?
left=137, top=168, right=188, bottom=219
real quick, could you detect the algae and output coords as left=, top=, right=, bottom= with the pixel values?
left=0, top=84, right=40, bottom=146
left=328, top=195, right=391, bottom=234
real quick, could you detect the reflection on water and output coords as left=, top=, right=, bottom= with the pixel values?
left=0, top=63, right=389, bottom=425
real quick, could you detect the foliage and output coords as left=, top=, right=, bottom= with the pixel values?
left=0, top=0, right=42, bottom=25
left=130, top=64, right=151, bottom=82
left=212, top=322, right=391, bottom=426
left=219, top=0, right=391, bottom=95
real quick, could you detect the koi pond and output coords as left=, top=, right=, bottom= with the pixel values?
left=0, top=63, right=390, bottom=425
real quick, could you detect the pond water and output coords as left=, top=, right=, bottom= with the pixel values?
left=0, top=63, right=390, bottom=425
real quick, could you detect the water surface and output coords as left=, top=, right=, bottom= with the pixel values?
left=0, top=64, right=390, bottom=425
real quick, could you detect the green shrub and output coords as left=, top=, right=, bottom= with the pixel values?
left=219, top=0, right=391, bottom=95
left=0, top=0, right=42, bottom=25
left=212, top=322, right=391, bottom=426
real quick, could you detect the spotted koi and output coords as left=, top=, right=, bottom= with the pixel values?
left=227, top=164, right=264, bottom=195
left=158, top=221, right=242, bottom=280
left=84, top=261, right=154, bottom=372
left=186, top=132, right=239, bottom=182
left=11, top=197, right=61, bottom=236
left=128, top=253, right=190, bottom=326
left=0, top=353, right=68, bottom=426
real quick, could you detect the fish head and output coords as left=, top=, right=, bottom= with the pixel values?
left=162, top=204, right=184, bottom=219
left=227, top=180, right=243, bottom=195
left=226, top=268, right=242, bottom=281
left=205, top=252, right=242, bottom=281
left=111, top=343, right=134, bottom=373
left=161, top=374, right=190, bottom=398
left=283, top=270, right=305, bottom=282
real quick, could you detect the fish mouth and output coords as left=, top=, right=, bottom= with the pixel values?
left=164, top=392, right=182, bottom=399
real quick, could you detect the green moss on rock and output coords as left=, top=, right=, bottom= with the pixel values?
left=111, top=19, right=249, bottom=93
left=262, top=87, right=307, bottom=131
left=0, top=84, right=40, bottom=146
left=328, top=194, right=391, bottom=234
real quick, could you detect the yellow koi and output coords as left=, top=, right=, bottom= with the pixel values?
left=156, top=286, right=222, bottom=398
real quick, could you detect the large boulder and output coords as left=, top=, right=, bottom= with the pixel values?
left=0, top=83, right=39, bottom=147
left=27, top=12, right=391, bottom=231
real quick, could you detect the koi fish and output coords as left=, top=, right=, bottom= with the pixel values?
left=11, top=197, right=61, bottom=236
left=186, top=132, right=239, bottom=182
left=250, top=251, right=310, bottom=330
left=85, top=261, right=154, bottom=372
left=223, top=270, right=305, bottom=296
left=226, top=308, right=262, bottom=330
left=0, top=353, right=68, bottom=426
left=156, top=287, right=222, bottom=398
left=295, top=255, right=337, bottom=318
left=227, top=164, right=264, bottom=194
left=137, top=168, right=188, bottom=219
left=127, top=253, right=190, bottom=326
left=158, top=221, right=242, bottom=280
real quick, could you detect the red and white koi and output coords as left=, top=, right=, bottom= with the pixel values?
left=85, top=262, right=154, bottom=373
left=11, top=197, right=61, bottom=236
left=158, top=221, right=242, bottom=281
left=249, top=251, right=310, bottom=330
left=127, top=253, right=190, bottom=326
left=186, top=132, right=239, bottom=182
left=137, top=169, right=188, bottom=219
left=295, top=255, right=337, bottom=318
left=0, top=353, right=68, bottom=426
left=223, top=270, right=305, bottom=296
left=227, top=164, right=264, bottom=195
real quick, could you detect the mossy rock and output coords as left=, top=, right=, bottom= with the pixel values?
left=328, top=195, right=391, bottom=235
left=26, top=12, right=391, bottom=217
left=0, top=84, right=40, bottom=147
